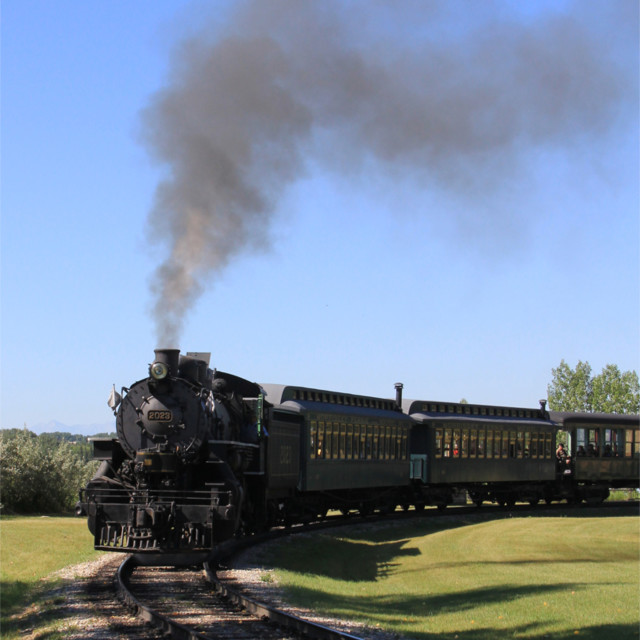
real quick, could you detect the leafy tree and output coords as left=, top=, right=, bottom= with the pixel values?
left=547, top=360, right=593, bottom=412
left=0, top=429, right=98, bottom=513
left=547, top=360, right=639, bottom=413
left=591, top=364, right=640, bottom=414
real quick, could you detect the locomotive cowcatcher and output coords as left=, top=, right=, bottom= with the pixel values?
left=77, top=348, right=300, bottom=559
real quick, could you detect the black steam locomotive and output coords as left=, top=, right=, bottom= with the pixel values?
left=78, top=349, right=640, bottom=560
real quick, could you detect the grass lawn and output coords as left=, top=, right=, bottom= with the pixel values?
left=263, top=513, right=640, bottom=640
left=0, top=516, right=102, bottom=628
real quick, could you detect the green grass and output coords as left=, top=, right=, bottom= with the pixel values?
left=0, top=515, right=102, bottom=632
left=263, top=514, right=640, bottom=639
left=608, top=489, right=639, bottom=501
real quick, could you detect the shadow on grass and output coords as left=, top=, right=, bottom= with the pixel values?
left=405, top=622, right=639, bottom=640
left=338, top=517, right=474, bottom=544
left=272, top=515, right=636, bottom=583
left=345, top=506, right=639, bottom=545
left=1, top=580, right=35, bottom=618
left=288, top=509, right=640, bottom=581
left=527, top=504, right=640, bottom=519
left=267, top=510, right=639, bottom=638
left=277, top=535, right=421, bottom=581
left=0, top=579, right=58, bottom=639
left=280, top=583, right=638, bottom=640
left=544, top=625, right=639, bottom=640
left=274, top=518, right=478, bottom=581
left=284, top=580, right=583, bottom=616
left=1, top=575, right=127, bottom=640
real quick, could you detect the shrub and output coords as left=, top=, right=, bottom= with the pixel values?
left=0, top=429, right=99, bottom=513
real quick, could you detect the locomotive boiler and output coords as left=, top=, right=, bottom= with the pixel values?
left=78, top=348, right=266, bottom=557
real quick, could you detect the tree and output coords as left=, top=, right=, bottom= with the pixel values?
left=0, top=429, right=98, bottom=513
left=591, top=364, right=640, bottom=414
left=547, top=360, right=639, bottom=413
left=547, top=360, right=593, bottom=412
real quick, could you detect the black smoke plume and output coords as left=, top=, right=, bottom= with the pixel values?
left=140, top=0, right=635, bottom=345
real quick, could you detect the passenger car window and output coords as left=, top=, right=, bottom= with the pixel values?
left=444, top=428, right=452, bottom=457
left=435, top=429, right=443, bottom=458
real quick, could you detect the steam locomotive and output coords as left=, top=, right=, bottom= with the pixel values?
left=77, top=349, right=640, bottom=561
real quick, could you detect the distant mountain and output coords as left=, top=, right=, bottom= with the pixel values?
left=29, top=420, right=115, bottom=436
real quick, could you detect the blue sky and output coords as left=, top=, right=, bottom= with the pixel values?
left=2, top=0, right=638, bottom=433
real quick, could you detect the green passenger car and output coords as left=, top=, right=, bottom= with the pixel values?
left=406, top=399, right=558, bottom=506
left=552, top=411, right=640, bottom=499
left=262, top=384, right=413, bottom=497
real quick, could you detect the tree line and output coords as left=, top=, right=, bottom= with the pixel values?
left=547, top=361, right=639, bottom=414
left=0, top=360, right=637, bottom=514
left=0, top=429, right=111, bottom=514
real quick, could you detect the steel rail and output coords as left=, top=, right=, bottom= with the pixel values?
left=204, top=531, right=369, bottom=640
left=117, top=556, right=211, bottom=640
left=117, top=534, right=369, bottom=640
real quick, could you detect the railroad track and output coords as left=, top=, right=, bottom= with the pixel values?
left=117, top=531, right=369, bottom=640
left=118, top=559, right=301, bottom=640
left=115, top=500, right=638, bottom=639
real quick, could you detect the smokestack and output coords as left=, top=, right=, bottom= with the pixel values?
left=153, top=348, right=180, bottom=377
left=395, top=383, right=404, bottom=409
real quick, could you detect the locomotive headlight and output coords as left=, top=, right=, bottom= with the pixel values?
left=149, top=361, right=169, bottom=380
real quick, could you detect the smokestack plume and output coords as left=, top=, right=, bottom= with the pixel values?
left=139, top=1, right=634, bottom=345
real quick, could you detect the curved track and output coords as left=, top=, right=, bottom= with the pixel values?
left=118, top=558, right=307, bottom=639
left=117, top=535, right=368, bottom=640
left=116, top=500, right=638, bottom=639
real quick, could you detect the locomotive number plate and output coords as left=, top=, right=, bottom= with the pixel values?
left=148, top=410, right=172, bottom=422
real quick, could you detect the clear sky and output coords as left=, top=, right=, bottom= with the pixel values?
left=1, top=0, right=638, bottom=433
